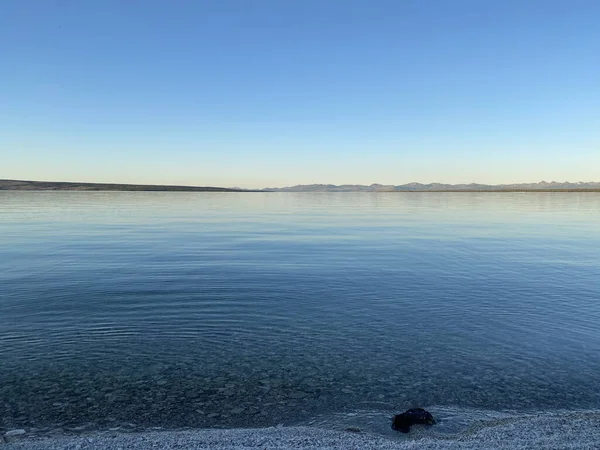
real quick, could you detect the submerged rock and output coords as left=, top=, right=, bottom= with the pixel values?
left=4, top=429, right=27, bottom=443
left=391, top=408, right=435, bottom=433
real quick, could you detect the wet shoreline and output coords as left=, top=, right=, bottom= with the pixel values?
left=4, top=408, right=600, bottom=449
left=4, top=409, right=600, bottom=450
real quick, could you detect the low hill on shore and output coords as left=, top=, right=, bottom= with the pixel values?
left=0, top=179, right=244, bottom=192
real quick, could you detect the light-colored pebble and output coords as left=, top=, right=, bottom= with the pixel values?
left=5, top=429, right=26, bottom=437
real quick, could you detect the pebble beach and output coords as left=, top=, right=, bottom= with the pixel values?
left=4, top=410, right=600, bottom=450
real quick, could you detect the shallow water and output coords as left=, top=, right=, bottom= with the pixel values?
left=1, top=191, right=599, bottom=435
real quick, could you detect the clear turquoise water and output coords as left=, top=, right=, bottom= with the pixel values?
left=1, top=191, right=599, bottom=434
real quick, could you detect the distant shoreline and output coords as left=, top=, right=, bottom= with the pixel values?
left=1, top=179, right=599, bottom=192
left=384, top=189, right=600, bottom=192
left=0, top=179, right=247, bottom=192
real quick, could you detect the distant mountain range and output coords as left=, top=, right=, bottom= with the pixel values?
left=1, top=179, right=599, bottom=192
left=263, top=181, right=600, bottom=192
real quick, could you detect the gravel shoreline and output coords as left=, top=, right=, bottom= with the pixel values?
left=4, top=411, right=600, bottom=450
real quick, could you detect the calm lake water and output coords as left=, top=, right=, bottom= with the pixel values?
left=1, top=191, right=599, bottom=436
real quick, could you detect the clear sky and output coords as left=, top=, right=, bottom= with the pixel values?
left=1, top=0, right=599, bottom=188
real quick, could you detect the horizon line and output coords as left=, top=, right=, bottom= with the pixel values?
left=2, top=178, right=600, bottom=192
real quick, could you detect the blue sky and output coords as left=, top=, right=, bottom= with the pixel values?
left=1, top=0, right=599, bottom=188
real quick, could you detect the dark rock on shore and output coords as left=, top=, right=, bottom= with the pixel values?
left=392, top=408, right=435, bottom=433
